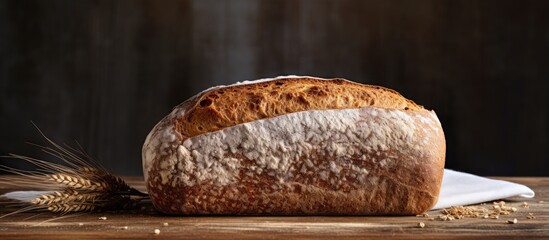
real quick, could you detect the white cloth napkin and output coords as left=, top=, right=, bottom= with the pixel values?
left=433, top=169, right=535, bottom=210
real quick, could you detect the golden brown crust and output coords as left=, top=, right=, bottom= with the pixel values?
left=177, top=77, right=423, bottom=138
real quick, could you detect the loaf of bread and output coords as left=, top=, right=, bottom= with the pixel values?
left=142, top=76, right=446, bottom=215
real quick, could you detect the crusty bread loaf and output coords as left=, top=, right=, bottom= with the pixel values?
left=142, top=76, right=446, bottom=215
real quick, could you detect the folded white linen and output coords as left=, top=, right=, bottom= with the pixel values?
left=433, top=169, right=535, bottom=210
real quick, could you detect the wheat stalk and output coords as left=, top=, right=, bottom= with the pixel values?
left=24, top=168, right=146, bottom=214
left=32, top=169, right=145, bottom=213
left=1, top=124, right=149, bottom=215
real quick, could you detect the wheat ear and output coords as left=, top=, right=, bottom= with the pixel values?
left=49, top=174, right=104, bottom=191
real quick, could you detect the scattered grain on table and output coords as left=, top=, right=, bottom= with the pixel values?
left=433, top=201, right=521, bottom=221
left=507, top=218, right=518, bottom=224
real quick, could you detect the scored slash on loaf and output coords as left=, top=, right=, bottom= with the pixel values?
left=142, top=76, right=446, bottom=215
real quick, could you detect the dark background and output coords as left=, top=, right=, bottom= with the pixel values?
left=1, top=0, right=548, bottom=176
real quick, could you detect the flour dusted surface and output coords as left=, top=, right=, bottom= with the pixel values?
left=144, top=107, right=442, bottom=213
left=168, top=108, right=430, bottom=187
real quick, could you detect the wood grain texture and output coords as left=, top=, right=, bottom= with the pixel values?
left=0, top=176, right=547, bottom=239
left=1, top=0, right=549, bottom=176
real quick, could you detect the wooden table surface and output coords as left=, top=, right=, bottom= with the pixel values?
left=0, top=176, right=547, bottom=239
